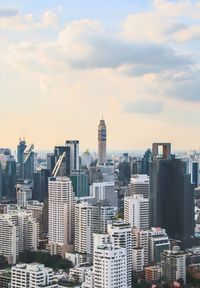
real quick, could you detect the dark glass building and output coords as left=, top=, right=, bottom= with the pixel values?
left=192, top=162, right=199, bottom=188
left=70, top=170, right=89, bottom=197
left=150, top=143, right=195, bottom=248
left=33, top=169, right=50, bottom=201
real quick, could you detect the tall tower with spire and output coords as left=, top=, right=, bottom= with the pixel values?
left=98, top=118, right=107, bottom=165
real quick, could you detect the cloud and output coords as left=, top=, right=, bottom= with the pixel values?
left=0, top=6, right=18, bottom=17
left=124, top=99, right=164, bottom=114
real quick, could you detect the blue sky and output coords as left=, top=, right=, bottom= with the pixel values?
left=0, top=0, right=200, bottom=151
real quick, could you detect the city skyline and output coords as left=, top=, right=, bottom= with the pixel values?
left=1, top=0, right=200, bottom=151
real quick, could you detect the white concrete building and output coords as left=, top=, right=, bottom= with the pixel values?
left=107, top=221, right=132, bottom=288
left=132, top=229, right=149, bottom=266
left=161, top=247, right=187, bottom=284
left=0, top=208, right=38, bottom=265
left=0, top=214, right=17, bottom=264
left=11, top=263, right=58, bottom=288
left=75, top=201, right=115, bottom=255
left=48, top=177, right=75, bottom=255
left=124, top=194, right=149, bottom=230
left=129, top=174, right=149, bottom=198
left=93, top=244, right=127, bottom=288
left=132, top=247, right=144, bottom=272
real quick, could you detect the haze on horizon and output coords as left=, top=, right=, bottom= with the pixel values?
left=0, top=0, right=200, bottom=152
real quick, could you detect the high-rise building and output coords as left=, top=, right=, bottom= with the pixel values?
left=98, top=119, right=106, bottom=165
left=107, top=221, right=132, bottom=288
left=75, top=201, right=115, bottom=255
left=93, top=243, right=127, bottom=288
left=161, top=246, right=187, bottom=284
left=150, top=142, right=195, bottom=248
left=70, top=170, right=89, bottom=197
left=48, top=177, right=75, bottom=255
left=47, top=153, right=55, bottom=174
left=22, top=144, right=36, bottom=180
left=192, top=161, right=199, bottom=188
left=0, top=208, right=39, bottom=264
left=33, top=168, right=50, bottom=201
left=132, top=229, right=149, bottom=266
left=132, top=247, right=144, bottom=272
left=141, top=149, right=152, bottom=175
left=124, top=194, right=149, bottom=230
left=66, top=140, right=79, bottom=174
left=0, top=152, right=17, bottom=201
left=11, top=263, right=58, bottom=288
left=128, top=174, right=150, bottom=198
left=17, top=139, right=27, bottom=179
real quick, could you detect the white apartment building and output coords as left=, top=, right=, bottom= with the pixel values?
left=161, top=246, right=187, bottom=284
left=107, top=221, right=132, bottom=288
left=0, top=215, right=17, bottom=264
left=124, top=194, right=149, bottom=230
left=75, top=201, right=115, bottom=255
left=93, top=244, right=127, bottom=288
left=132, top=229, right=149, bottom=266
left=129, top=174, right=149, bottom=198
left=11, top=263, right=58, bottom=288
left=16, top=182, right=32, bottom=208
left=48, top=177, right=75, bottom=254
left=132, top=247, right=144, bottom=272
left=0, top=208, right=39, bottom=265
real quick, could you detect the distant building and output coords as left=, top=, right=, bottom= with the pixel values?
left=70, top=170, right=89, bottom=197
left=16, top=180, right=32, bottom=208
left=90, top=182, right=118, bottom=207
left=145, top=266, right=161, bottom=283
left=98, top=119, right=106, bottom=165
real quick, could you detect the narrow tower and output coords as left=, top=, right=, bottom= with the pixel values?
left=98, top=119, right=106, bottom=165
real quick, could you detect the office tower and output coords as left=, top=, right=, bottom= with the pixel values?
left=93, top=243, right=127, bottom=288
left=70, top=170, right=89, bottom=197
left=0, top=215, right=17, bottom=264
left=107, top=221, right=132, bottom=288
left=0, top=152, right=17, bottom=201
left=33, top=168, right=50, bottom=201
left=129, top=174, right=150, bottom=198
left=66, top=140, right=79, bottom=173
left=47, top=153, right=55, bottom=174
left=90, top=182, right=118, bottom=207
left=150, top=142, right=195, bottom=248
left=149, top=227, right=170, bottom=263
left=132, top=247, right=144, bottom=272
left=118, top=161, right=131, bottom=185
left=75, top=201, right=115, bottom=255
left=17, top=139, right=27, bottom=179
left=192, top=161, right=199, bottom=188
left=98, top=119, right=106, bottom=165
left=22, top=144, right=36, bottom=180
left=141, top=148, right=152, bottom=175
left=161, top=246, right=187, bottom=284
left=48, top=177, right=75, bottom=255
left=124, top=194, right=149, bottom=230
left=11, top=263, right=57, bottom=288
left=16, top=180, right=32, bottom=207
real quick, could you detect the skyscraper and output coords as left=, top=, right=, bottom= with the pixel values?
left=98, top=119, right=106, bottom=165
left=48, top=177, right=75, bottom=255
left=150, top=143, right=195, bottom=248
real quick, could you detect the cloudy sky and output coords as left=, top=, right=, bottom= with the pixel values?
left=0, top=0, right=200, bottom=152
